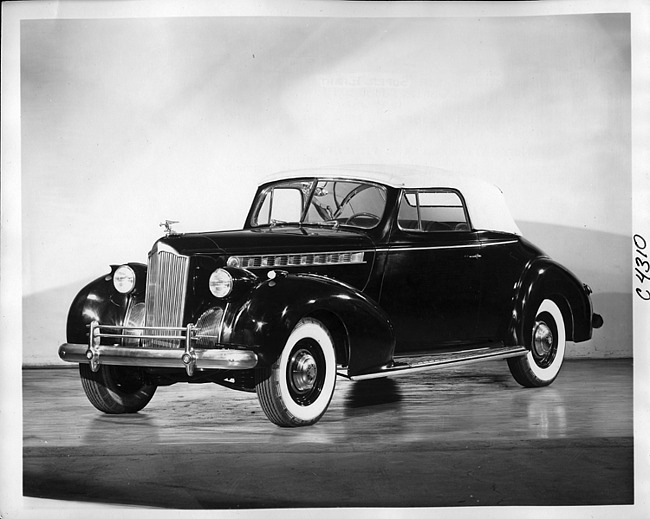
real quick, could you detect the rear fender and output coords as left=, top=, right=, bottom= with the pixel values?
left=509, top=258, right=594, bottom=346
left=223, top=273, right=395, bottom=375
left=66, top=263, right=147, bottom=344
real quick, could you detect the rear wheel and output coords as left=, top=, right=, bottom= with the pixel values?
left=255, top=318, right=337, bottom=427
left=508, top=299, right=566, bottom=387
left=79, top=363, right=157, bottom=413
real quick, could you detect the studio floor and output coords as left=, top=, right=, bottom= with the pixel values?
left=22, top=359, right=633, bottom=509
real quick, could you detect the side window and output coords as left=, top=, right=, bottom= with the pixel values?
left=253, top=187, right=303, bottom=225
left=397, top=193, right=419, bottom=230
left=398, top=190, right=469, bottom=232
left=334, top=184, right=386, bottom=226
left=303, top=181, right=387, bottom=228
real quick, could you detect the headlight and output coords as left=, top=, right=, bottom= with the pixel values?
left=209, top=268, right=233, bottom=298
left=113, top=265, right=136, bottom=294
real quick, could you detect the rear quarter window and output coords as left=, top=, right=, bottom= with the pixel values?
left=398, top=190, right=470, bottom=232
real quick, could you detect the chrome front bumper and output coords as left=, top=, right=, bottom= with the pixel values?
left=58, top=321, right=258, bottom=376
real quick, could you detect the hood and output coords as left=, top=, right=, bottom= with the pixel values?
left=157, top=226, right=376, bottom=257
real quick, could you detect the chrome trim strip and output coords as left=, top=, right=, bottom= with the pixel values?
left=219, top=302, right=231, bottom=344
left=58, top=343, right=258, bottom=371
left=375, top=244, right=480, bottom=252
left=231, top=250, right=366, bottom=269
left=228, top=240, right=517, bottom=263
left=480, top=240, right=519, bottom=247
left=374, top=239, right=517, bottom=253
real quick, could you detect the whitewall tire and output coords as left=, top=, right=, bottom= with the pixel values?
left=508, top=299, right=566, bottom=387
left=255, top=318, right=337, bottom=427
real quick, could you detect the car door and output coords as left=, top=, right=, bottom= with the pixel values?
left=378, top=189, right=482, bottom=353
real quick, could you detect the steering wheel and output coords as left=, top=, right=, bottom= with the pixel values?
left=344, top=212, right=381, bottom=227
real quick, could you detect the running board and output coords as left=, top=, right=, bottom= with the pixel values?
left=338, top=345, right=528, bottom=381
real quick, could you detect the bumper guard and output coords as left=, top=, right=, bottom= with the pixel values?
left=58, top=321, right=258, bottom=376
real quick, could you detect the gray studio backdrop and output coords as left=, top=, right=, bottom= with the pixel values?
left=20, top=14, right=631, bottom=365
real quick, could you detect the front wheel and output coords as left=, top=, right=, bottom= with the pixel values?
left=508, top=299, right=566, bottom=387
left=255, top=318, right=337, bottom=427
left=79, top=363, right=157, bottom=413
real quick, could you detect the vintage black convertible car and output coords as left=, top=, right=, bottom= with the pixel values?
left=59, top=165, right=603, bottom=426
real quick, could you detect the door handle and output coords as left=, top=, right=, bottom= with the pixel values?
left=464, top=254, right=482, bottom=259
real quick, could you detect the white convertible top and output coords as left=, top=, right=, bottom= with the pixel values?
left=260, top=165, right=521, bottom=235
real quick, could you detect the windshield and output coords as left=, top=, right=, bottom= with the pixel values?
left=250, top=179, right=387, bottom=229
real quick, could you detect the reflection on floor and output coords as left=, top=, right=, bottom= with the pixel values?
left=23, top=359, right=633, bottom=508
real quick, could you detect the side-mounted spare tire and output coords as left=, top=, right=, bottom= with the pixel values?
left=255, top=318, right=337, bottom=427
left=508, top=298, right=567, bottom=387
left=79, top=363, right=157, bottom=413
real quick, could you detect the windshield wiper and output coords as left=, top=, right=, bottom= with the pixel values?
left=269, top=219, right=302, bottom=228
left=302, top=220, right=340, bottom=229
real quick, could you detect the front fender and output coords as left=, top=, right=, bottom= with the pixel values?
left=223, top=273, right=395, bottom=375
left=509, top=258, right=594, bottom=346
left=66, top=263, right=147, bottom=344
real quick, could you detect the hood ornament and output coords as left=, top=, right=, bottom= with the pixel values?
left=160, top=219, right=180, bottom=236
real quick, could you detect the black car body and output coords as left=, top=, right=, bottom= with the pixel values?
left=59, top=165, right=603, bottom=426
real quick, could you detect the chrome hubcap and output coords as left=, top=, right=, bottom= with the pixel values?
left=533, top=321, right=554, bottom=357
left=290, top=349, right=318, bottom=393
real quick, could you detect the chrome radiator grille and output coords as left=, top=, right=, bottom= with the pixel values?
left=144, top=245, right=190, bottom=348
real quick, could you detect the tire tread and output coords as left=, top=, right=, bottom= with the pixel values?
left=79, top=363, right=156, bottom=414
